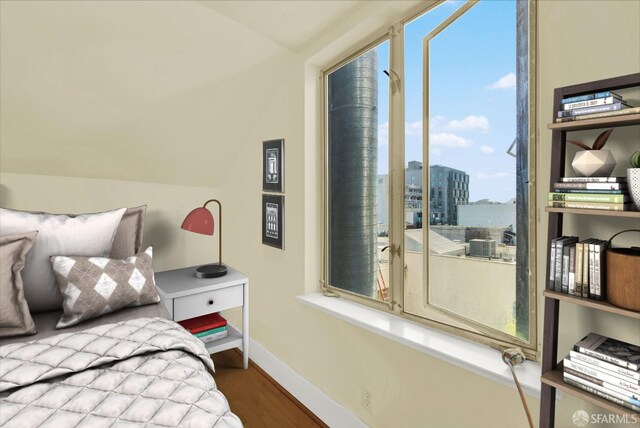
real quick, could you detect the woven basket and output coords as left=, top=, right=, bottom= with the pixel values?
left=606, top=229, right=640, bottom=311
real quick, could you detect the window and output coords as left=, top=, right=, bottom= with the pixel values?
left=323, top=0, right=536, bottom=357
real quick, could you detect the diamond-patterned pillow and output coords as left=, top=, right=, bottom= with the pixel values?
left=51, top=247, right=160, bottom=328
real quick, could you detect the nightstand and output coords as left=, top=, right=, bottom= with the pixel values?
left=154, top=265, right=249, bottom=369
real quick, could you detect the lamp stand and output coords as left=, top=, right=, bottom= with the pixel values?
left=195, top=263, right=227, bottom=278
left=197, top=199, right=227, bottom=278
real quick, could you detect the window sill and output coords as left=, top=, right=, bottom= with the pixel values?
left=297, top=293, right=542, bottom=398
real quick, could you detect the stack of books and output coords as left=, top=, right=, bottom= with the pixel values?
left=555, top=91, right=639, bottom=123
left=549, top=176, right=633, bottom=211
left=563, top=333, right=640, bottom=412
left=178, top=313, right=228, bottom=344
left=548, top=236, right=607, bottom=300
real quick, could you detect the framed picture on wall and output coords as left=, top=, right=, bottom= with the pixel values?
left=262, top=194, right=284, bottom=249
left=263, top=139, right=284, bottom=193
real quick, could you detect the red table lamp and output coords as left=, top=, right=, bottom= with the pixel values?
left=181, top=199, right=227, bottom=278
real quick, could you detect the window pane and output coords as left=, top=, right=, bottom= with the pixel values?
left=327, top=41, right=390, bottom=302
left=403, top=0, right=528, bottom=340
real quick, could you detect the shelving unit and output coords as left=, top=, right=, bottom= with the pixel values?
left=539, top=73, right=640, bottom=428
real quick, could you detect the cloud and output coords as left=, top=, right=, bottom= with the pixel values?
left=406, top=120, right=422, bottom=137
left=446, top=115, right=489, bottom=133
left=479, top=145, right=495, bottom=154
left=430, top=133, right=473, bottom=148
left=477, top=172, right=509, bottom=180
left=487, top=72, right=516, bottom=90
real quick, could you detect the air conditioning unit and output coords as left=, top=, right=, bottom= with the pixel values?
left=469, top=239, right=496, bottom=258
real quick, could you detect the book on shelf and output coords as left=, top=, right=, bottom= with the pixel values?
left=178, top=312, right=227, bottom=334
left=198, top=329, right=228, bottom=344
left=554, top=237, right=578, bottom=292
left=563, top=96, right=625, bottom=111
left=548, top=201, right=633, bottom=211
left=561, top=91, right=622, bottom=104
left=194, top=325, right=227, bottom=338
left=580, top=238, right=597, bottom=298
left=548, top=236, right=562, bottom=291
left=555, top=106, right=640, bottom=122
left=548, top=192, right=630, bottom=203
left=554, top=182, right=628, bottom=190
left=574, top=240, right=584, bottom=297
left=556, top=189, right=626, bottom=195
left=562, top=242, right=576, bottom=294
left=575, top=333, right=640, bottom=372
left=570, top=350, right=640, bottom=382
left=568, top=245, right=576, bottom=295
left=560, top=176, right=626, bottom=183
left=557, top=102, right=629, bottom=118
left=563, top=373, right=640, bottom=413
left=592, top=240, right=606, bottom=301
left=564, top=358, right=640, bottom=394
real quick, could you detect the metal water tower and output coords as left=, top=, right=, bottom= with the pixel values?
left=328, top=50, right=378, bottom=298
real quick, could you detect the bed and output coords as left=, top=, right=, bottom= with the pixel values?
left=0, top=207, right=243, bottom=427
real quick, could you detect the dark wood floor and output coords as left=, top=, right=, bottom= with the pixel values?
left=211, top=349, right=327, bottom=428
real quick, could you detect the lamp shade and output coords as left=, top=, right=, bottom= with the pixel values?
left=181, top=207, right=214, bottom=235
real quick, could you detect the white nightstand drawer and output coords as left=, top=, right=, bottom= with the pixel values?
left=173, top=284, right=243, bottom=321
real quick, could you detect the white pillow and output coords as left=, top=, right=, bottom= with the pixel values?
left=0, top=207, right=126, bottom=312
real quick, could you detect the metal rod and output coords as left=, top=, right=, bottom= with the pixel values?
left=203, top=199, right=222, bottom=266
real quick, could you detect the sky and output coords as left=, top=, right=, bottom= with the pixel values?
left=376, top=0, right=518, bottom=203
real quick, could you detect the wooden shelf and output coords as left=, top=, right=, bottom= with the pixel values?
left=541, top=364, right=639, bottom=417
left=547, top=113, right=640, bottom=131
left=540, top=73, right=640, bottom=428
left=545, top=206, right=640, bottom=218
left=543, top=290, right=640, bottom=319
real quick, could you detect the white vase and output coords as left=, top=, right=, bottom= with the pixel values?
left=571, top=149, right=616, bottom=177
left=628, top=168, right=640, bottom=210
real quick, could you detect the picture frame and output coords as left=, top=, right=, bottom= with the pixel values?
left=262, top=139, right=284, bottom=193
left=262, top=194, right=284, bottom=249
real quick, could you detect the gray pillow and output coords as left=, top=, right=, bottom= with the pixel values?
left=110, top=205, right=146, bottom=259
left=0, top=231, right=38, bottom=337
left=51, top=246, right=160, bottom=328
left=0, top=207, right=126, bottom=312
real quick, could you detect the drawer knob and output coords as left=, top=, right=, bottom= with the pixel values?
left=208, top=300, right=214, bottom=305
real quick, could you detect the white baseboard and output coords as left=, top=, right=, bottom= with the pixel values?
left=233, top=327, right=367, bottom=428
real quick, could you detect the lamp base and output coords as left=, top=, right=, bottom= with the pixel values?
left=195, top=264, right=227, bottom=278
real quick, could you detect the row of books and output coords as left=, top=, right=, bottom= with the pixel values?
left=563, top=333, right=640, bottom=413
left=556, top=90, right=639, bottom=123
left=549, top=176, right=633, bottom=211
left=548, top=235, right=608, bottom=300
left=178, top=313, right=228, bottom=344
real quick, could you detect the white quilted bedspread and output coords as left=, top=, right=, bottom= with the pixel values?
left=0, top=317, right=242, bottom=427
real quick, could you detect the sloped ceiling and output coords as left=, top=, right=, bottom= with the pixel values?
left=0, top=0, right=416, bottom=186
left=197, top=1, right=367, bottom=52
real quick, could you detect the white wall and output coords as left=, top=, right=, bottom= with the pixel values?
left=1, top=1, right=639, bottom=427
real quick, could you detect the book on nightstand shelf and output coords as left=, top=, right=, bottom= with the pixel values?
left=562, top=333, right=640, bottom=412
left=178, top=313, right=228, bottom=344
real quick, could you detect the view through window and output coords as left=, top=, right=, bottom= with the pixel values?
left=325, top=0, right=534, bottom=349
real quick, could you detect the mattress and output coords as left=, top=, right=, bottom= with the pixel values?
left=0, top=303, right=169, bottom=347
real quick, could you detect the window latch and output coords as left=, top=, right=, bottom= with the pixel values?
left=381, top=244, right=401, bottom=258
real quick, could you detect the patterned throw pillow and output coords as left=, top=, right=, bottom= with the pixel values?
left=51, top=247, right=160, bottom=328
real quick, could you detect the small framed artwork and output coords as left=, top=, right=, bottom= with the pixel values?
left=263, top=139, right=284, bottom=193
left=262, top=194, right=284, bottom=249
